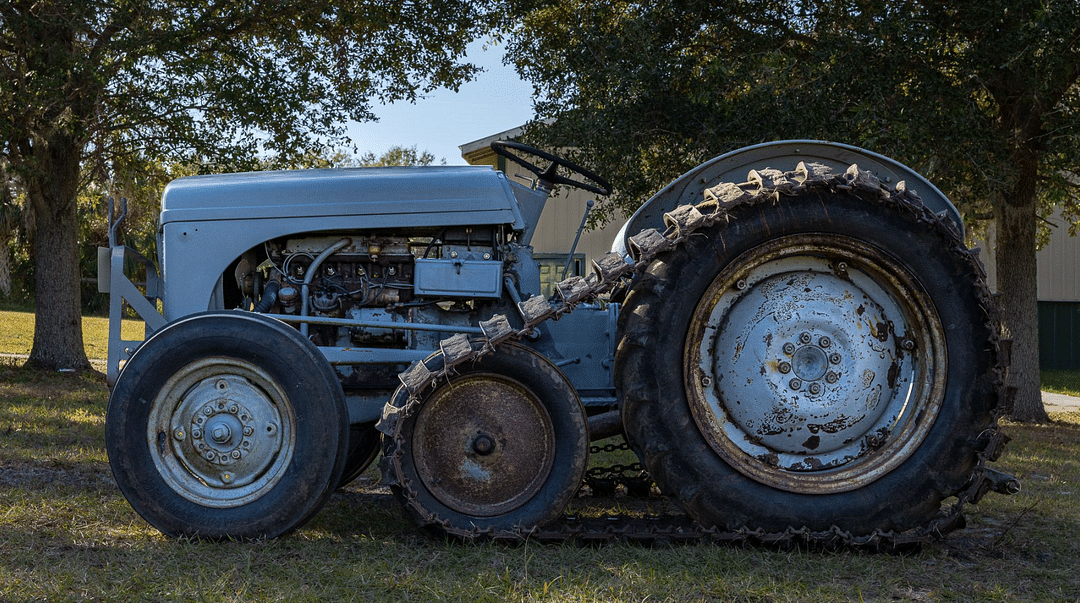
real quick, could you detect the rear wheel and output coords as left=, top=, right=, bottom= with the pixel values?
left=617, top=180, right=999, bottom=534
left=106, top=312, right=349, bottom=539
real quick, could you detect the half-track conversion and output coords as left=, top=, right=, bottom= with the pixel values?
left=101, top=140, right=1017, bottom=546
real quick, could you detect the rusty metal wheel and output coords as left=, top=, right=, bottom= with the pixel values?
left=617, top=183, right=1000, bottom=535
left=106, top=312, right=349, bottom=539
left=384, top=342, right=588, bottom=536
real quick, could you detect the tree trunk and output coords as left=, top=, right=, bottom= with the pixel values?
left=24, top=131, right=91, bottom=371
left=0, top=233, right=10, bottom=297
left=995, top=155, right=1049, bottom=423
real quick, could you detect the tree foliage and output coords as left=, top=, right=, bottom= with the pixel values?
left=506, top=0, right=1080, bottom=421
left=0, top=0, right=501, bottom=369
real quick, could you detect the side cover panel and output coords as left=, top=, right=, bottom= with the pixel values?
left=615, top=140, right=964, bottom=256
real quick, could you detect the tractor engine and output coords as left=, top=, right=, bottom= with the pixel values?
left=240, top=227, right=503, bottom=349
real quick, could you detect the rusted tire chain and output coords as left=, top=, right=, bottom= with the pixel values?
left=376, top=162, right=1012, bottom=549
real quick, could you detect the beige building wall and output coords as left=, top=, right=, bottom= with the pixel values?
left=978, top=206, right=1080, bottom=301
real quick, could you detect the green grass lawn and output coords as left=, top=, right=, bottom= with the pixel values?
left=0, top=309, right=144, bottom=360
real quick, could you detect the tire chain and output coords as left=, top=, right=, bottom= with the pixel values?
left=585, top=440, right=653, bottom=498
left=376, top=162, right=1013, bottom=550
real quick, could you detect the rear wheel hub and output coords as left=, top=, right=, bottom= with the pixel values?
left=685, top=235, right=946, bottom=493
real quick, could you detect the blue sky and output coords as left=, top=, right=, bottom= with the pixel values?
left=344, top=41, right=536, bottom=165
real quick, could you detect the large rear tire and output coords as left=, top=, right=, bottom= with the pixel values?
left=106, top=312, right=349, bottom=539
left=617, top=177, right=1000, bottom=534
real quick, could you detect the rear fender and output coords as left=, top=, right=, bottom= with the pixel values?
left=614, top=140, right=963, bottom=257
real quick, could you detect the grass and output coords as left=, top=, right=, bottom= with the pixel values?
left=3, top=311, right=1080, bottom=600
left=2, top=366, right=1080, bottom=601
left=0, top=309, right=144, bottom=360
left=1041, top=369, right=1080, bottom=398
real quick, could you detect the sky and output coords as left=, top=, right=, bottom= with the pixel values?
left=344, top=41, right=536, bottom=165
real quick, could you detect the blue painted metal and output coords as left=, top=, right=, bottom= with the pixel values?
left=157, top=166, right=523, bottom=319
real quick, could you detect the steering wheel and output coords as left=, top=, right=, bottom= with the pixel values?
left=490, top=140, right=613, bottom=197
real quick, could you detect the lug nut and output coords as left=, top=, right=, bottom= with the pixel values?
left=825, top=371, right=839, bottom=384
left=778, top=361, right=792, bottom=374
left=782, top=342, right=796, bottom=355
left=211, top=425, right=231, bottom=443
left=701, top=376, right=713, bottom=387
left=819, top=336, right=831, bottom=348
left=829, top=352, right=842, bottom=365
left=789, top=378, right=803, bottom=390
left=901, top=338, right=915, bottom=351
left=808, top=383, right=822, bottom=395
left=799, top=332, right=811, bottom=344
left=735, top=279, right=747, bottom=290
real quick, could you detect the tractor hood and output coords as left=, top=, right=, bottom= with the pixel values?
left=160, top=165, right=525, bottom=230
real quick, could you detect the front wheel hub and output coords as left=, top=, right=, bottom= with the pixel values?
left=685, top=235, right=946, bottom=493
left=148, top=357, right=296, bottom=508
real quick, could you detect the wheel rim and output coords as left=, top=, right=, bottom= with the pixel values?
left=147, top=357, right=296, bottom=508
left=412, top=373, right=555, bottom=517
left=685, top=234, right=946, bottom=494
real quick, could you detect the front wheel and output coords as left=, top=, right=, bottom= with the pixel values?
left=106, top=312, right=349, bottom=539
left=617, top=173, right=1001, bottom=535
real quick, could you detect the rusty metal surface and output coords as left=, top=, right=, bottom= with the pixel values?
left=377, top=161, right=1013, bottom=548
left=412, top=373, right=555, bottom=517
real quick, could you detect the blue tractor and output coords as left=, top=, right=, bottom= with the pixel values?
left=101, top=141, right=1014, bottom=543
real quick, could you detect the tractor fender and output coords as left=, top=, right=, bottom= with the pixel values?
left=613, top=140, right=963, bottom=257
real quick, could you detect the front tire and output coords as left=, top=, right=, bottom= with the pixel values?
left=106, top=312, right=349, bottom=539
left=617, top=176, right=1000, bottom=534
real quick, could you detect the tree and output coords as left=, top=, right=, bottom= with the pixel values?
left=506, top=0, right=1080, bottom=422
left=0, top=158, right=18, bottom=297
left=0, top=0, right=500, bottom=371
left=358, top=145, right=444, bottom=167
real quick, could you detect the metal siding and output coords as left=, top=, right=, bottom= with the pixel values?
left=1037, top=208, right=1080, bottom=301
left=1039, top=301, right=1080, bottom=370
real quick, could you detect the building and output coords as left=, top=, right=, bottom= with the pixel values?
left=980, top=209, right=1080, bottom=370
